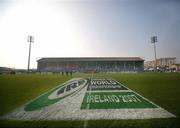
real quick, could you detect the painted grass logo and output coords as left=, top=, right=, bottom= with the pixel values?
left=2, top=78, right=176, bottom=120
left=25, top=78, right=88, bottom=111
left=81, top=78, right=157, bottom=109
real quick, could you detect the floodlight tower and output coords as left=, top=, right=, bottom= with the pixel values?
left=151, top=36, right=158, bottom=71
left=27, top=35, right=34, bottom=71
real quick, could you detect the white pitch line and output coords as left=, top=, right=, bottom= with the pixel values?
left=83, top=75, right=93, bottom=128
left=86, top=90, right=131, bottom=93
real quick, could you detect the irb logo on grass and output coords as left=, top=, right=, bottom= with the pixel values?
left=49, top=78, right=87, bottom=99
left=2, top=78, right=176, bottom=120
left=25, top=78, right=88, bottom=111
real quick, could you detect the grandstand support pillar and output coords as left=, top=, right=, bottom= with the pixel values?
left=124, top=62, right=126, bottom=72
left=95, top=62, right=97, bottom=69
left=133, top=61, right=136, bottom=70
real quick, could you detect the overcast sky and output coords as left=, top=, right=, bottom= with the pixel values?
left=0, top=0, right=180, bottom=69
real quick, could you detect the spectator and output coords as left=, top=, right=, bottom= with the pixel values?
left=70, top=70, right=72, bottom=76
left=66, top=71, right=68, bottom=76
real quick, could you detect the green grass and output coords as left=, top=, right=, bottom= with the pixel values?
left=0, top=73, right=180, bottom=128
left=0, top=74, right=69, bottom=115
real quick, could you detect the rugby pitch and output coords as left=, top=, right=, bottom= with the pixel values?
left=1, top=78, right=175, bottom=120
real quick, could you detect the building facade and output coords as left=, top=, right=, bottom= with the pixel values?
left=145, top=57, right=176, bottom=69
left=170, top=64, right=180, bottom=71
left=157, top=57, right=176, bottom=67
left=37, top=57, right=144, bottom=73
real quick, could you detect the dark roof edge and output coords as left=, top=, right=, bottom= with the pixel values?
left=37, top=57, right=144, bottom=62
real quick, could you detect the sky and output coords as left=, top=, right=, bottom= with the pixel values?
left=0, top=0, right=180, bottom=69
